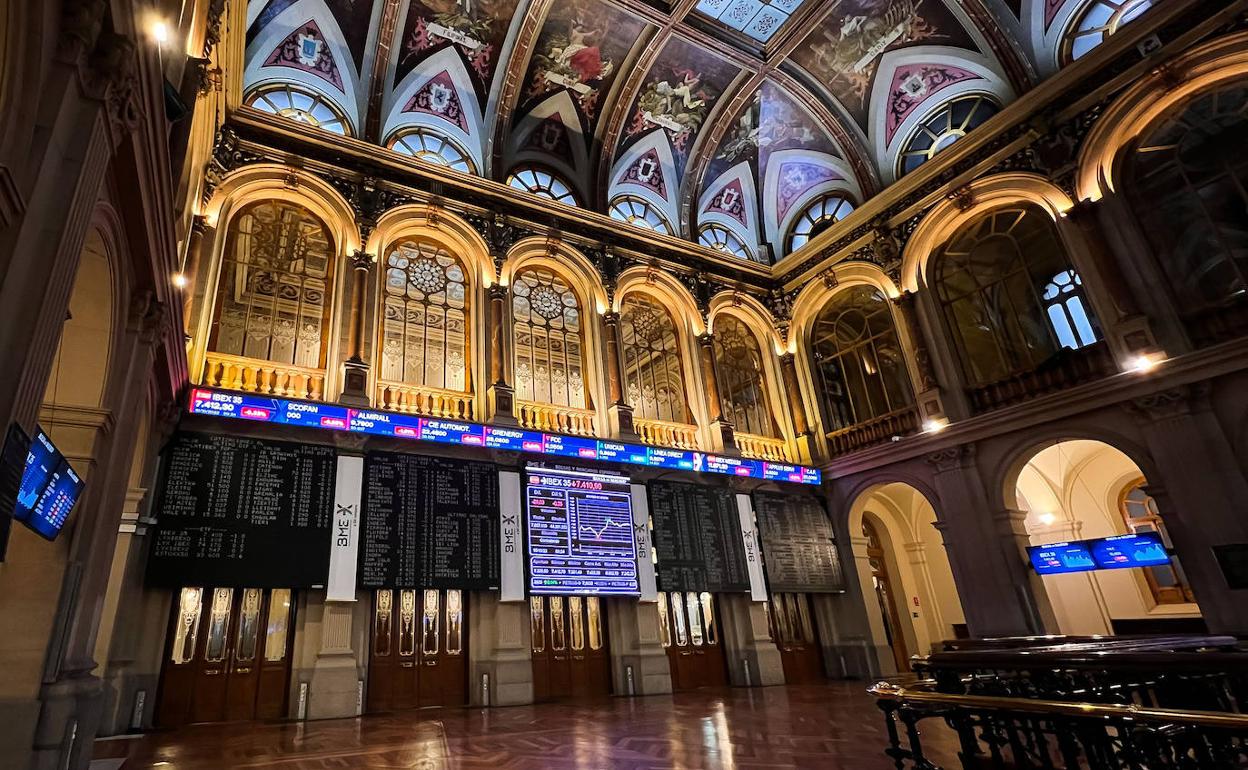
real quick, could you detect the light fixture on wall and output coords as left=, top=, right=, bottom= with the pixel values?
left=172, top=273, right=189, bottom=289
left=922, top=418, right=948, bottom=434
left=1126, top=353, right=1164, bottom=374
left=150, top=20, right=171, bottom=46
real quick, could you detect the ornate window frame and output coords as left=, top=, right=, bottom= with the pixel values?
left=244, top=83, right=352, bottom=136
left=506, top=165, right=579, bottom=206
left=387, top=128, right=477, bottom=174
left=897, top=94, right=999, bottom=178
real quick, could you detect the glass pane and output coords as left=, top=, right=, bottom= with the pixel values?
left=204, top=588, right=234, bottom=663
left=671, top=592, right=689, bottom=647
left=795, top=594, right=815, bottom=643
left=374, top=590, right=393, bottom=657
left=762, top=599, right=774, bottom=642
left=399, top=589, right=417, bottom=657
left=587, top=596, right=603, bottom=651
left=446, top=590, right=463, bottom=655
left=530, top=597, right=545, bottom=653
left=264, top=589, right=292, bottom=662
left=686, top=592, right=704, bottom=646
left=422, top=589, right=440, bottom=655
left=235, top=588, right=262, bottom=662
left=569, top=596, right=585, bottom=651
left=656, top=592, right=672, bottom=648
left=700, top=592, right=717, bottom=645
left=171, top=587, right=203, bottom=664
left=551, top=596, right=566, bottom=651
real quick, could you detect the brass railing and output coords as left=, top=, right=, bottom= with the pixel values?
left=375, top=380, right=474, bottom=420
left=634, top=418, right=700, bottom=451
left=735, top=432, right=790, bottom=462
left=825, top=407, right=919, bottom=456
left=516, top=400, right=597, bottom=437
left=202, top=352, right=326, bottom=401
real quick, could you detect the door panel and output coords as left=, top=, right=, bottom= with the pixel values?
left=530, top=596, right=610, bottom=700
left=367, top=589, right=467, bottom=713
left=660, top=592, right=728, bottom=690
left=767, top=593, right=825, bottom=684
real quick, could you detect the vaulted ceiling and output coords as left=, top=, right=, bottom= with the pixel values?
left=240, top=0, right=1150, bottom=262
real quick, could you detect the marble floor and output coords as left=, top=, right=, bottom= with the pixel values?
left=100, top=682, right=962, bottom=769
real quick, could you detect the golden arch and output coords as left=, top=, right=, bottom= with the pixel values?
left=1076, top=32, right=1248, bottom=203
left=501, top=237, right=609, bottom=311
left=613, top=266, right=704, bottom=335
left=366, top=204, right=493, bottom=286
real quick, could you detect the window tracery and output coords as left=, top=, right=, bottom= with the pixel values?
left=898, top=95, right=999, bottom=177
left=512, top=268, right=587, bottom=409
left=1118, top=479, right=1195, bottom=606
left=711, top=315, right=775, bottom=437
left=245, top=84, right=351, bottom=136
left=787, top=194, right=855, bottom=253
left=379, top=241, right=469, bottom=392
left=506, top=166, right=579, bottom=206
left=609, top=196, right=675, bottom=235
left=1063, top=0, right=1153, bottom=62
left=388, top=128, right=476, bottom=174
left=698, top=223, right=754, bottom=261
left=619, top=294, right=689, bottom=424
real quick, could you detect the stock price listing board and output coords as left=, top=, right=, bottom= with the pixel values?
left=147, top=434, right=336, bottom=588
left=649, top=480, right=750, bottom=593
left=359, top=452, right=500, bottom=590
left=526, top=467, right=639, bottom=596
left=752, top=492, right=844, bottom=593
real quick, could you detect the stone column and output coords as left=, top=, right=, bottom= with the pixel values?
left=697, top=332, right=735, bottom=452
left=778, top=353, right=815, bottom=464
left=487, top=283, right=517, bottom=425
left=891, top=292, right=946, bottom=423
left=717, top=595, right=783, bottom=686
left=601, top=311, right=636, bottom=438
left=606, top=600, right=671, bottom=695
left=305, top=598, right=361, bottom=720
left=339, top=250, right=372, bottom=405
left=468, top=593, right=533, bottom=706
left=1126, top=386, right=1248, bottom=635
left=179, top=214, right=213, bottom=340
left=926, top=445, right=1055, bottom=637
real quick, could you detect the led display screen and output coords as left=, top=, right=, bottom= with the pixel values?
left=1027, top=541, right=1097, bottom=575
left=187, top=388, right=821, bottom=485
left=525, top=466, right=639, bottom=596
left=1089, top=531, right=1171, bottom=570
left=15, top=428, right=83, bottom=541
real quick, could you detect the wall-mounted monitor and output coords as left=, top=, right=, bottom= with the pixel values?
left=1027, top=541, right=1097, bottom=575
left=15, top=428, right=84, bottom=541
left=526, top=466, right=639, bottom=596
left=1089, top=532, right=1171, bottom=570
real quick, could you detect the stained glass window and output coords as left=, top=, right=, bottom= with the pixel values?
left=620, top=293, right=689, bottom=424
left=379, top=241, right=469, bottom=392
left=1063, top=0, right=1154, bottom=62
left=211, top=200, right=334, bottom=370
left=512, top=268, right=586, bottom=409
left=245, top=84, right=350, bottom=136
left=506, top=166, right=578, bottom=206
left=899, top=95, right=999, bottom=177
left=712, top=315, right=775, bottom=437
left=699, top=223, right=756, bottom=262
left=811, top=286, right=914, bottom=431
left=388, top=128, right=476, bottom=174
left=609, top=196, right=675, bottom=235
left=787, top=194, right=855, bottom=252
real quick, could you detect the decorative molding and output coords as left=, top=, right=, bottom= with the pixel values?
left=925, top=442, right=975, bottom=473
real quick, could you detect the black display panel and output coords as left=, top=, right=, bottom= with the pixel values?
left=359, top=452, right=500, bottom=590
left=753, top=492, right=845, bottom=593
left=649, top=480, right=750, bottom=593
left=147, top=434, right=336, bottom=587
left=526, top=466, right=639, bottom=596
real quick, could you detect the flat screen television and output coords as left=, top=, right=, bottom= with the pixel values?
left=1089, top=531, right=1170, bottom=570
left=525, top=465, right=639, bottom=596
left=1027, top=541, right=1097, bottom=575
left=15, top=428, right=83, bottom=540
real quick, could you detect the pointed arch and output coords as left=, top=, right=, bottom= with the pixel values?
left=697, top=162, right=761, bottom=263
left=508, top=90, right=591, bottom=203
left=382, top=48, right=487, bottom=174
left=765, top=150, right=861, bottom=258
left=608, top=129, right=681, bottom=233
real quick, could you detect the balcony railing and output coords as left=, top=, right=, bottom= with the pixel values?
left=202, top=352, right=326, bottom=401
left=376, top=381, right=474, bottom=421
left=826, top=407, right=919, bottom=456
left=635, top=418, right=699, bottom=451
left=735, top=432, right=790, bottom=462
left=968, top=342, right=1116, bottom=414
left=516, top=400, right=597, bottom=437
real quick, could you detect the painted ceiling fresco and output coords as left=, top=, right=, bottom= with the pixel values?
left=240, top=0, right=1159, bottom=261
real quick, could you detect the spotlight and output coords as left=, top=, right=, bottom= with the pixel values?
left=172, top=272, right=189, bottom=289
left=922, top=418, right=948, bottom=434
left=151, top=20, right=171, bottom=45
left=1127, top=354, right=1162, bottom=374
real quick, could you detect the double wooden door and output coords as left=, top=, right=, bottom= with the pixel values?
left=530, top=595, right=611, bottom=700
left=767, top=593, right=825, bottom=684
left=658, top=591, right=728, bottom=690
left=367, top=589, right=467, bottom=712
left=158, top=587, right=295, bottom=727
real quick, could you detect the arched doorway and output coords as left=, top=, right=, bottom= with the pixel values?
left=1011, top=440, right=1203, bottom=636
left=849, top=483, right=965, bottom=674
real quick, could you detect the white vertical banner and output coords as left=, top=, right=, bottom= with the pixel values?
left=326, top=455, right=363, bottom=602
left=735, top=493, right=768, bottom=602
left=499, top=471, right=525, bottom=602
left=631, top=483, right=658, bottom=602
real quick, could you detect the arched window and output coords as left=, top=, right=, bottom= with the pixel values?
left=388, top=128, right=476, bottom=174
left=698, top=223, right=755, bottom=261
left=811, top=286, right=914, bottom=432
left=899, top=95, right=999, bottom=177
left=712, top=315, right=775, bottom=437
left=379, top=241, right=469, bottom=392
left=934, top=205, right=1101, bottom=387
left=619, top=293, right=689, bottom=424
left=1063, top=0, right=1153, bottom=62
left=210, top=200, right=334, bottom=369
left=245, top=84, right=351, bottom=136
left=1042, top=269, right=1097, bottom=349
left=506, top=166, right=579, bottom=206
left=609, top=196, right=675, bottom=235
left=787, top=194, right=855, bottom=253
left=1125, top=83, right=1248, bottom=343
left=512, top=267, right=587, bottom=409
left=1118, top=479, right=1195, bottom=606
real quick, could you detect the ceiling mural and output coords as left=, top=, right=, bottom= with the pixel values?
left=237, top=0, right=1160, bottom=261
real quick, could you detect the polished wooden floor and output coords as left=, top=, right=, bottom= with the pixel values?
left=102, top=682, right=962, bottom=769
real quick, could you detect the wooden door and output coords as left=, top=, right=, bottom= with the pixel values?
left=157, top=587, right=295, bottom=727
left=659, top=591, right=728, bottom=691
left=864, top=521, right=911, bottom=672
left=367, top=589, right=467, bottom=713
left=530, top=595, right=610, bottom=700
left=767, top=593, right=825, bottom=684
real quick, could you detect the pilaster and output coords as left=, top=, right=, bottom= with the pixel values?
left=601, top=311, right=637, bottom=439
left=718, top=594, right=783, bottom=686
left=306, top=599, right=360, bottom=720
left=606, top=600, right=671, bottom=695
left=339, top=250, right=374, bottom=406
left=698, top=332, right=735, bottom=453
left=468, top=593, right=532, bottom=706
left=487, top=283, right=517, bottom=425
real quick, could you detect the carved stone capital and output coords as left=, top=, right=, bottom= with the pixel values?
left=925, top=443, right=975, bottom=472
left=1126, top=383, right=1212, bottom=424
left=351, top=250, right=375, bottom=272
left=487, top=283, right=510, bottom=302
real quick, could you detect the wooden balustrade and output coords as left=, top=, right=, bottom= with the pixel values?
left=375, top=381, right=474, bottom=420
left=202, top=352, right=326, bottom=401
left=634, top=418, right=700, bottom=451
left=735, top=432, right=790, bottom=462
left=968, top=342, right=1116, bottom=414
left=516, top=401, right=597, bottom=437
left=825, top=407, right=919, bottom=456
